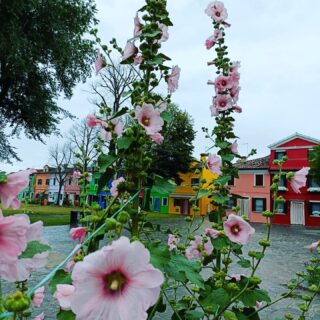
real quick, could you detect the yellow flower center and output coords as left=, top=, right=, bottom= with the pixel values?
left=142, top=116, right=150, bottom=126
left=231, top=225, right=239, bottom=234
left=105, top=271, right=126, bottom=292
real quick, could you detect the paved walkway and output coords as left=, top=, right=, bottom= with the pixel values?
left=3, top=219, right=320, bottom=319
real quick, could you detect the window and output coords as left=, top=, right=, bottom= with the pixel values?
left=69, top=178, right=73, bottom=185
left=279, top=175, right=287, bottom=188
left=309, top=202, right=320, bottom=217
left=252, top=198, right=266, bottom=212
left=255, top=174, right=264, bottom=187
left=37, top=179, right=42, bottom=186
left=45, top=179, right=50, bottom=186
left=276, top=202, right=286, bottom=214
left=162, top=197, right=168, bottom=206
left=191, top=178, right=199, bottom=186
left=228, top=176, right=235, bottom=186
left=275, top=151, right=286, bottom=160
left=226, top=197, right=237, bottom=210
left=53, top=178, right=56, bottom=186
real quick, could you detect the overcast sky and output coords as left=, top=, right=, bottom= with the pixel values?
left=2, top=0, right=320, bottom=172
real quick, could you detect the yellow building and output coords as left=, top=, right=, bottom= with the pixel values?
left=169, top=154, right=218, bottom=216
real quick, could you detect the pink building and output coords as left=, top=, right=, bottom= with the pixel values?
left=64, top=174, right=80, bottom=206
left=228, top=156, right=270, bottom=223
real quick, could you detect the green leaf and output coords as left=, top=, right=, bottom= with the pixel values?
left=121, top=91, right=132, bottom=98
left=224, top=310, right=238, bottom=320
left=240, top=289, right=271, bottom=307
left=146, top=57, right=165, bottom=65
left=237, top=258, right=251, bottom=268
left=161, top=111, right=172, bottom=123
left=236, top=307, right=261, bottom=320
left=215, top=175, right=231, bottom=185
left=212, top=237, right=229, bottom=250
left=201, top=288, right=230, bottom=309
left=196, top=189, right=212, bottom=200
left=210, top=193, right=230, bottom=204
left=98, top=168, right=114, bottom=193
left=117, top=136, right=134, bottom=150
left=97, top=154, right=117, bottom=172
left=147, top=244, right=170, bottom=271
left=49, top=270, right=72, bottom=294
left=143, top=29, right=162, bottom=38
left=153, top=175, right=177, bottom=194
left=185, top=270, right=205, bottom=289
left=20, top=241, right=50, bottom=259
left=57, top=310, right=76, bottom=320
left=186, top=310, right=205, bottom=319
left=222, top=154, right=235, bottom=162
left=0, top=172, right=7, bottom=183
left=110, top=107, right=128, bottom=119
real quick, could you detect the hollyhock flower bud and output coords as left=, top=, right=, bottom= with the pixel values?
left=4, top=291, right=31, bottom=312
left=86, top=114, right=103, bottom=128
left=134, top=14, right=142, bottom=37
left=122, top=42, right=138, bottom=61
left=168, top=234, right=180, bottom=250
left=32, top=287, right=45, bottom=308
left=54, top=284, right=75, bottom=311
left=72, top=171, right=81, bottom=179
left=205, top=29, right=223, bottom=49
left=205, top=228, right=220, bottom=238
left=70, top=227, right=86, bottom=243
left=231, top=140, right=238, bottom=154
left=206, top=154, right=222, bottom=175
left=207, top=60, right=216, bottom=66
left=110, top=177, right=126, bottom=197
left=185, top=235, right=213, bottom=260
left=205, top=1, right=228, bottom=23
left=224, top=214, right=255, bottom=245
left=167, top=65, right=181, bottom=94
left=289, top=167, right=309, bottom=193
left=70, top=237, right=164, bottom=320
left=157, top=23, right=169, bottom=43
left=233, top=105, right=242, bottom=113
left=95, top=50, right=105, bottom=75
left=0, top=169, right=37, bottom=209
left=256, top=301, right=263, bottom=309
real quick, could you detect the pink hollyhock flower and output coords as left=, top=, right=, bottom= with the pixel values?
left=167, top=65, right=181, bottom=94
left=95, top=51, right=105, bottom=75
left=86, top=114, right=103, bottom=128
left=122, top=42, right=138, bottom=61
left=110, top=177, right=125, bottom=197
left=205, top=1, right=228, bottom=23
left=224, top=214, right=255, bottom=245
left=230, top=85, right=240, bottom=102
left=234, top=105, right=242, bottom=113
left=168, top=234, right=180, bottom=251
left=157, top=23, right=169, bottom=43
left=215, top=75, right=232, bottom=92
left=34, top=312, right=45, bottom=320
left=33, top=286, right=45, bottom=308
left=0, top=211, right=29, bottom=264
left=230, top=61, right=241, bottom=73
left=205, top=228, right=220, bottom=239
left=186, top=235, right=213, bottom=260
left=210, top=104, right=219, bottom=117
left=231, top=140, right=238, bottom=154
left=149, top=132, right=164, bottom=144
left=256, top=301, right=263, bottom=309
left=230, top=274, right=243, bottom=281
left=206, top=154, right=222, bottom=175
left=134, top=55, right=143, bottom=65
left=205, top=29, right=223, bottom=49
left=214, top=94, right=233, bottom=112
left=290, top=167, right=310, bottom=194
left=54, top=284, right=75, bottom=311
left=0, top=169, right=36, bottom=209
left=134, top=14, right=142, bottom=37
left=71, top=237, right=164, bottom=320
left=100, top=118, right=124, bottom=141
left=309, top=241, right=319, bottom=252
left=72, top=171, right=81, bottom=179
left=135, top=103, right=164, bottom=135
left=70, top=227, right=86, bottom=243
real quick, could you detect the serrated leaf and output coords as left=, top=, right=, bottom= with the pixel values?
left=196, top=189, right=212, bottom=200
left=212, top=237, right=229, bottom=250
left=224, top=310, right=238, bottom=320
left=49, top=270, right=72, bottom=294
left=143, top=29, right=162, bottom=38
left=98, top=168, right=114, bottom=193
left=147, top=244, right=170, bottom=271
left=201, top=288, right=229, bottom=309
left=210, top=194, right=230, bottom=204
left=161, top=111, right=172, bottom=123
left=237, top=258, right=251, bottom=268
left=240, top=289, right=271, bottom=307
left=186, top=310, right=205, bottom=319
left=117, top=136, right=134, bottom=150
left=97, top=154, right=117, bottom=172
left=185, top=270, right=205, bottom=289
left=153, top=175, right=176, bottom=194
left=57, top=310, right=75, bottom=320
left=20, top=241, right=50, bottom=259
left=222, top=154, right=235, bottom=162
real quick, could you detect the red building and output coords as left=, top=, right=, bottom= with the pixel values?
left=268, top=133, right=320, bottom=227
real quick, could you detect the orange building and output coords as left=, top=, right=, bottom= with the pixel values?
left=33, top=165, right=52, bottom=200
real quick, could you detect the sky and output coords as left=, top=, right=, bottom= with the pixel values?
left=2, top=0, right=320, bottom=172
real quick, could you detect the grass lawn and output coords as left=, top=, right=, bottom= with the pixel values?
left=2, top=204, right=181, bottom=226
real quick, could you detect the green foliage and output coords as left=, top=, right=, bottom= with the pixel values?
left=19, top=241, right=50, bottom=259
left=57, top=310, right=76, bottom=320
left=152, top=175, right=177, bottom=194
left=0, top=172, right=7, bottom=183
left=148, top=103, right=196, bottom=184
left=240, top=288, right=271, bottom=307
left=0, top=0, right=97, bottom=162
left=308, top=145, right=320, bottom=184
left=97, top=154, right=117, bottom=172
left=49, top=270, right=72, bottom=294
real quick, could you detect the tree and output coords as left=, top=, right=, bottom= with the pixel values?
left=0, top=0, right=97, bottom=162
left=49, top=143, right=73, bottom=205
left=68, top=118, right=99, bottom=173
left=149, top=103, right=196, bottom=184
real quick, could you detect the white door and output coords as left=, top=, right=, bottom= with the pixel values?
left=290, top=201, right=305, bottom=225
left=240, top=199, right=249, bottom=218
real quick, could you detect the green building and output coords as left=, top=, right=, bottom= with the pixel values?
left=18, top=174, right=36, bottom=200
left=149, top=188, right=169, bottom=214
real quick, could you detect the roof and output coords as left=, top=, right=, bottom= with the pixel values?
left=235, top=155, right=270, bottom=170
left=268, top=132, right=320, bottom=149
